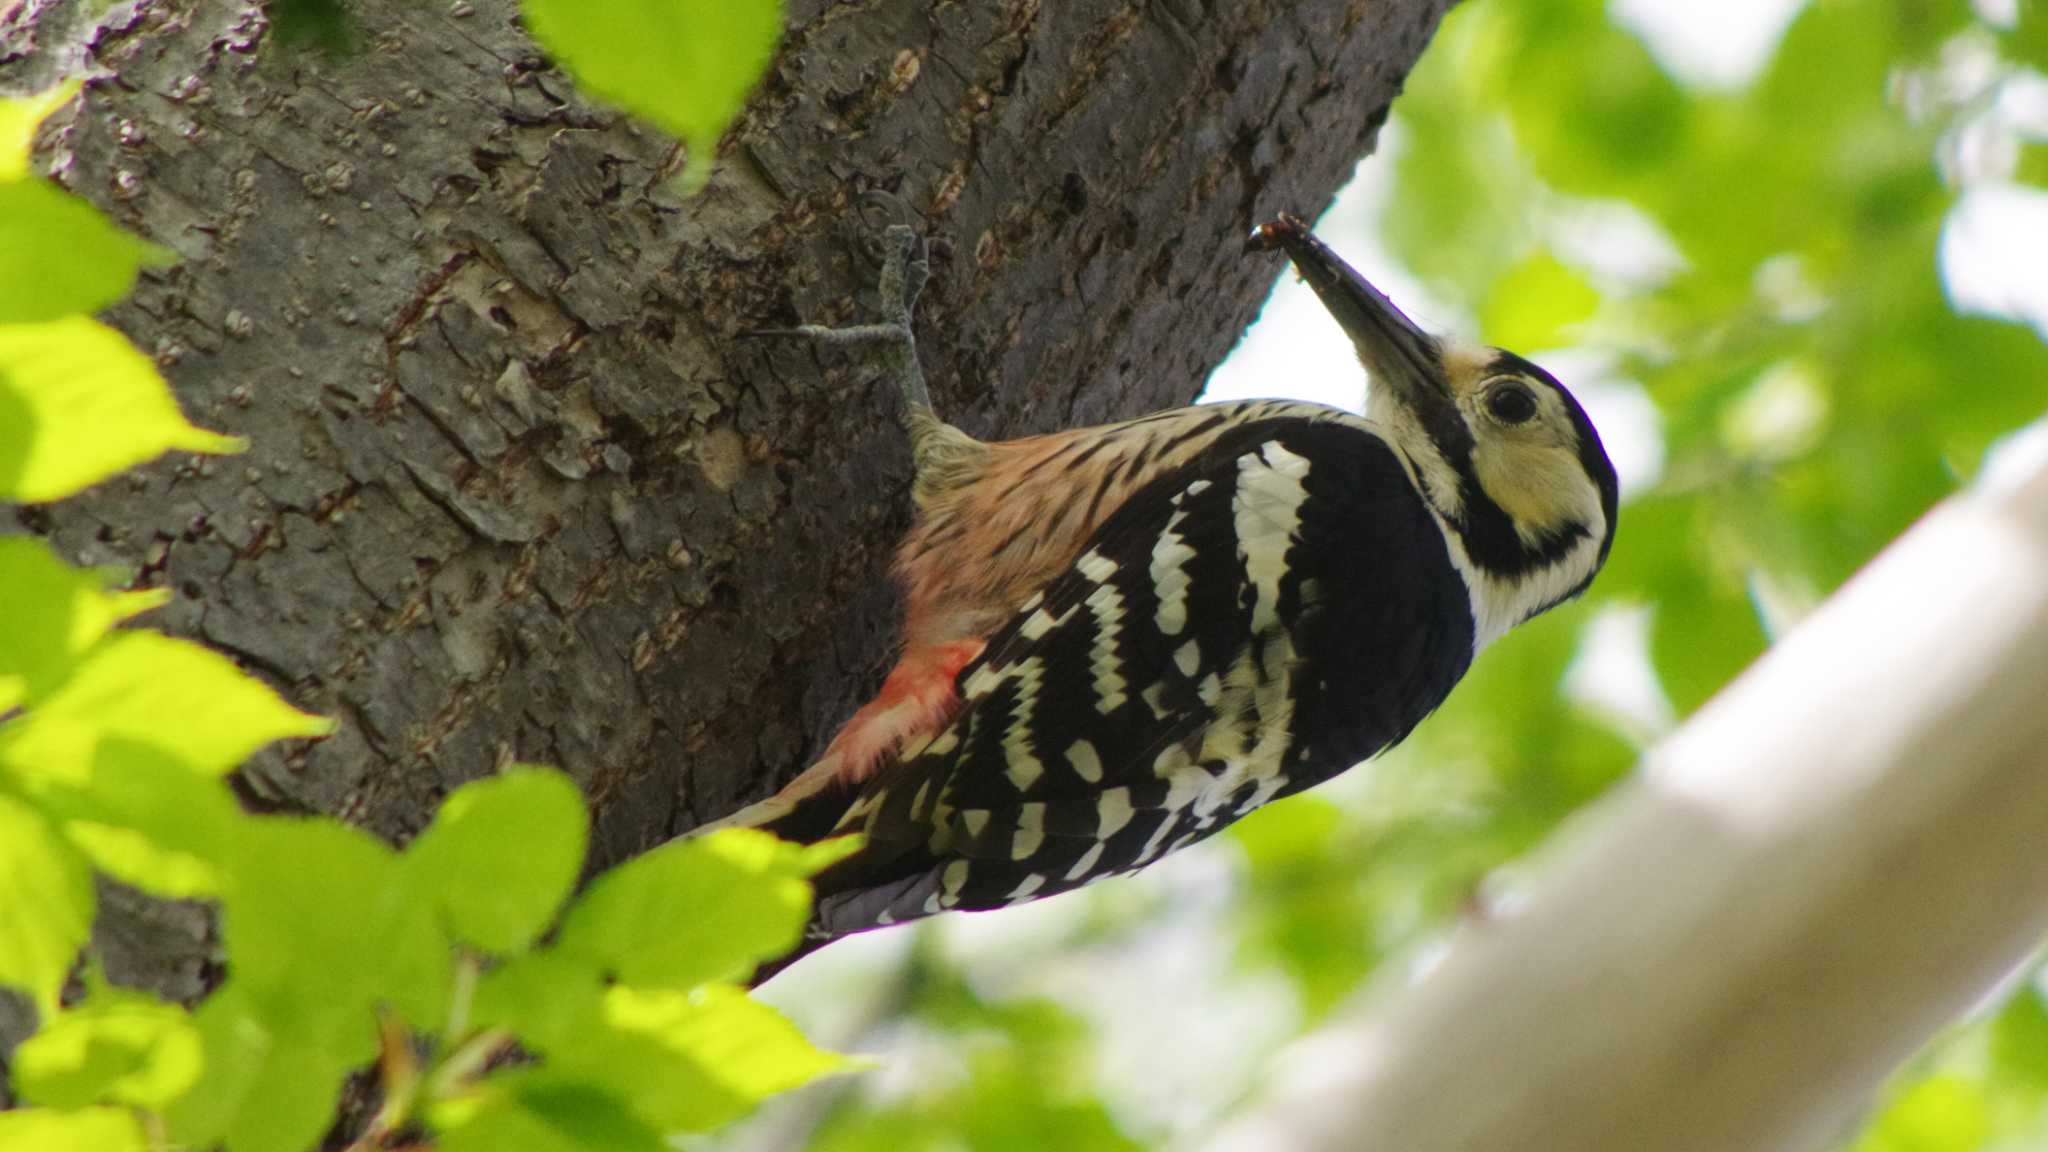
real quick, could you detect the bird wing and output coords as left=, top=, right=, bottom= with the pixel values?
left=806, top=413, right=1473, bottom=942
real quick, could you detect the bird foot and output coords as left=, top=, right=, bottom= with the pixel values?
left=747, top=224, right=932, bottom=412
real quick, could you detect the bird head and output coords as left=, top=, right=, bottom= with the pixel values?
left=1251, top=215, right=1619, bottom=642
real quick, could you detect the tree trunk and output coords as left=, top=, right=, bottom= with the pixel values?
left=1, top=0, right=1449, bottom=1004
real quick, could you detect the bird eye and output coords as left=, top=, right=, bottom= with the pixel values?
left=1486, top=382, right=1538, bottom=425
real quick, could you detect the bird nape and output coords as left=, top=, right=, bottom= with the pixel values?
left=715, top=215, right=1619, bottom=984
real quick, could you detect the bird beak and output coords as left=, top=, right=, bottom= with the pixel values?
left=1249, top=215, right=1451, bottom=418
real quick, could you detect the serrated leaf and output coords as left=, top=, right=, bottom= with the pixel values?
left=0, top=81, right=80, bottom=181
left=223, top=818, right=450, bottom=1045
left=0, top=631, right=332, bottom=783
left=0, top=537, right=163, bottom=709
left=521, top=0, right=783, bottom=188
left=405, top=766, right=588, bottom=954
left=163, top=982, right=354, bottom=1152
left=0, top=1107, right=145, bottom=1152
left=0, top=792, right=94, bottom=1018
left=553, top=827, right=844, bottom=989
left=434, top=1079, right=668, bottom=1152
left=599, top=983, right=848, bottom=1122
left=482, top=982, right=847, bottom=1134
left=11, top=988, right=203, bottom=1110
left=0, top=181, right=174, bottom=324
left=0, top=316, right=243, bottom=503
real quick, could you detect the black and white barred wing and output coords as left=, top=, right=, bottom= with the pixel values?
left=809, top=418, right=1470, bottom=939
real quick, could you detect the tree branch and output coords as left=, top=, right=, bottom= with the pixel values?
left=1202, top=439, right=2048, bottom=1152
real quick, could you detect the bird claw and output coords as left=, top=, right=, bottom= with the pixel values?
left=746, top=219, right=933, bottom=412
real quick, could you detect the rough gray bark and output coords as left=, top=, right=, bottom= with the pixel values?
left=1, top=0, right=1448, bottom=1005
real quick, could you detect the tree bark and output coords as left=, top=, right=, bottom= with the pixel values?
left=1, top=0, right=1449, bottom=1004
left=1199, top=443, right=2048, bottom=1152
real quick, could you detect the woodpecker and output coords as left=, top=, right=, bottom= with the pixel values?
left=718, top=216, right=1618, bottom=977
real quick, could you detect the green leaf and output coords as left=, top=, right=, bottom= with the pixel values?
left=521, top=0, right=783, bottom=187
left=0, top=181, right=173, bottom=324
left=435, top=1079, right=668, bottom=1152
left=0, top=537, right=167, bottom=711
left=484, top=982, right=846, bottom=1133
left=552, top=827, right=850, bottom=989
left=1991, top=983, right=2048, bottom=1092
left=591, top=983, right=846, bottom=1128
left=0, top=82, right=80, bottom=182
left=405, top=766, right=588, bottom=954
left=0, top=316, right=242, bottom=503
left=11, top=988, right=203, bottom=1110
left=33, top=739, right=243, bottom=899
left=1852, top=1075, right=1990, bottom=1152
left=0, top=791, right=94, bottom=1018
left=222, top=818, right=451, bottom=1045
left=164, top=982, right=355, bottom=1152
left=1478, top=249, right=1600, bottom=352
left=0, top=631, right=332, bottom=784
left=472, top=952, right=608, bottom=1052
left=0, top=1107, right=145, bottom=1152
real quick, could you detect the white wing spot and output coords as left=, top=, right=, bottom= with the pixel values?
left=1066, top=740, right=1104, bottom=783
left=1175, top=639, right=1202, bottom=677
left=1007, top=873, right=1047, bottom=903
left=1084, top=581, right=1127, bottom=713
left=1134, top=813, right=1178, bottom=864
left=1142, top=679, right=1172, bottom=719
left=1012, top=802, right=1046, bottom=860
left=1019, top=603, right=1078, bottom=640
left=1150, top=504, right=1198, bottom=636
left=1097, top=787, right=1134, bottom=838
left=1234, top=441, right=1312, bottom=632
left=1076, top=549, right=1118, bottom=583
left=962, top=808, right=991, bottom=838
left=940, top=859, right=970, bottom=907
left=1066, top=841, right=1105, bottom=881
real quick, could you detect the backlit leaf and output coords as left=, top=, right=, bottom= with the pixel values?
left=521, top=0, right=783, bottom=187
left=0, top=537, right=165, bottom=710
left=0, top=81, right=80, bottom=181
left=32, top=739, right=243, bottom=899
left=163, top=982, right=355, bottom=1152
left=222, top=818, right=450, bottom=1044
left=0, top=317, right=242, bottom=502
left=0, top=792, right=93, bottom=1019
left=11, top=988, right=203, bottom=1110
left=0, top=181, right=173, bottom=324
left=0, top=1107, right=145, bottom=1152
left=484, top=982, right=847, bottom=1134
left=405, top=766, right=588, bottom=954
left=435, top=1079, right=668, bottom=1152
left=0, top=631, right=332, bottom=783
left=553, top=828, right=854, bottom=989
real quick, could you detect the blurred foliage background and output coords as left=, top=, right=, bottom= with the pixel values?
left=733, top=1, right=2048, bottom=1150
